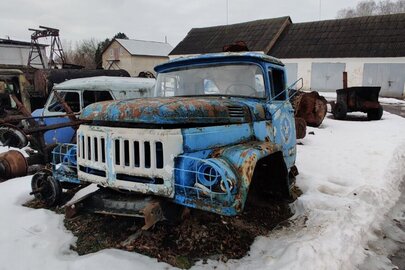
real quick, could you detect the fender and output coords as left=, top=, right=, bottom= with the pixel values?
left=213, top=140, right=282, bottom=213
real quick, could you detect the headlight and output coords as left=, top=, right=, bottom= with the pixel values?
left=196, top=158, right=235, bottom=193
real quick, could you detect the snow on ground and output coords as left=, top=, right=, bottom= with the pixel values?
left=318, top=91, right=405, bottom=105
left=0, top=112, right=404, bottom=270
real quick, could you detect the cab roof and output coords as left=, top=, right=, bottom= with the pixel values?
left=53, top=76, right=155, bottom=92
left=155, top=52, right=284, bottom=73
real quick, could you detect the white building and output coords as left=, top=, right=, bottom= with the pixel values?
left=0, top=38, right=48, bottom=68
left=102, top=39, right=173, bottom=76
left=170, top=14, right=405, bottom=98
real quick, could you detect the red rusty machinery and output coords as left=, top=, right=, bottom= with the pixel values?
left=291, top=91, right=328, bottom=128
left=332, top=72, right=383, bottom=120
left=294, top=117, right=307, bottom=139
left=0, top=150, right=28, bottom=180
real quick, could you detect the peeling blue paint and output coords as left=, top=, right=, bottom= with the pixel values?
left=70, top=52, right=298, bottom=216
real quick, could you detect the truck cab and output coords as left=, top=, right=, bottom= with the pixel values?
left=0, top=69, right=31, bottom=116
left=32, top=76, right=155, bottom=145
left=76, top=52, right=297, bottom=216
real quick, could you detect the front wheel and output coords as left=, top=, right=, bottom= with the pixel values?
left=333, top=102, right=347, bottom=120
left=367, top=105, right=383, bottom=120
left=31, top=169, right=62, bottom=206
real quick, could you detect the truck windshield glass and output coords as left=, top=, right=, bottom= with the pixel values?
left=48, top=91, right=80, bottom=112
left=154, top=64, right=265, bottom=98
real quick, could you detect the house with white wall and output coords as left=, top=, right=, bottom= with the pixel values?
left=102, top=38, right=173, bottom=77
left=170, top=13, right=405, bottom=98
left=0, top=38, right=47, bottom=68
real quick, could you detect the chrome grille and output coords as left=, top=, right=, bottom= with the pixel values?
left=78, top=135, right=164, bottom=170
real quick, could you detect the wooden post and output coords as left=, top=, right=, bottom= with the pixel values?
left=343, top=71, right=348, bottom=89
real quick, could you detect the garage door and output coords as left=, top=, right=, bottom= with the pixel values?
left=363, top=63, right=405, bottom=98
left=311, top=63, right=346, bottom=92
left=284, top=63, right=298, bottom=87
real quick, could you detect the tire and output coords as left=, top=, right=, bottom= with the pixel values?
left=367, top=105, right=383, bottom=120
left=0, top=125, right=28, bottom=148
left=31, top=169, right=62, bottom=206
left=333, top=102, right=347, bottom=120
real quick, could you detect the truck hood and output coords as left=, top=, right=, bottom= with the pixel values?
left=80, top=97, right=257, bottom=125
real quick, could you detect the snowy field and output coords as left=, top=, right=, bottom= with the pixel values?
left=0, top=112, right=404, bottom=270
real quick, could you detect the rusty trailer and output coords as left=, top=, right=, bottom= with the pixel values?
left=332, top=86, right=383, bottom=120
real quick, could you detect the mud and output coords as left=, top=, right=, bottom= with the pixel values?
left=24, top=188, right=299, bottom=269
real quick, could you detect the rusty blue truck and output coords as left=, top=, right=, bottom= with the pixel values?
left=32, top=52, right=299, bottom=227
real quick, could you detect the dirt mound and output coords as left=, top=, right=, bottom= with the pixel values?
left=64, top=200, right=291, bottom=268
left=25, top=190, right=297, bottom=268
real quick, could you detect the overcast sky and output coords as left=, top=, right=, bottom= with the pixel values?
left=1, top=0, right=364, bottom=48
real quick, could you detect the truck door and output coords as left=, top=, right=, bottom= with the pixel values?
left=265, top=67, right=296, bottom=169
left=41, top=90, right=81, bottom=144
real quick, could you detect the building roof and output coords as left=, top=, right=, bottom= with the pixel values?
left=171, top=13, right=405, bottom=58
left=270, top=13, right=405, bottom=58
left=113, top=39, right=173, bottom=57
left=170, top=16, right=291, bottom=55
left=0, top=38, right=47, bottom=47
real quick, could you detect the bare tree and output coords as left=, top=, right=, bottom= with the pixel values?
left=63, top=39, right=99, bottom=69
left=378, top=0, right=405, bottom=13
left=337, top=0, right=405, bottom=18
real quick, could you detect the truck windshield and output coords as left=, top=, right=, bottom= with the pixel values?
left=154, top=64, right=265, bottom=98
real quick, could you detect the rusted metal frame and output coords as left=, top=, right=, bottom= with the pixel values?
left=343, top=71, right=348, bottom=89
left=9, top=94, right=35, bottom=122
left=24, top=120, right=89, bottom=135
left=5, top=95, right=47, bottom=156
left=0, top=112, right=81, bottom=125
left=52, top=91, right=78, bottom=123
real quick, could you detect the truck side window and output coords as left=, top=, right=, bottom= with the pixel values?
left=83, top=90, right=113, bottom=108
left=48, top=91, right=80, bottom=112
left=269, top=69, right=286, bottom=100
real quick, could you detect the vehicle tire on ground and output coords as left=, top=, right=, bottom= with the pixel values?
left=333, top=102, right=347, bottom=120
left=31, top=169, right=62, bottom=206
left=367, top=105, right=383, bottom=120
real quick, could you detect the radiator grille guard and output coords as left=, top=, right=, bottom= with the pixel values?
left=173, top=155, right=238, bottom=215
left=76, top=125, right=183, bottom=198
left=52, top=143, right=80, bottom=184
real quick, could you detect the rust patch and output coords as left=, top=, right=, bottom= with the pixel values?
left=256, top=104, right=266, bottom=119
left=0, top=150, right=28, bottom=180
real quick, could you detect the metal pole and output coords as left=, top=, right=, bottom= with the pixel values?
left=226, top=0, right=229, bottom=25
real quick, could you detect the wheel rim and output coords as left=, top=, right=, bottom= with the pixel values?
left=33, top=172, right=56, bottom=204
